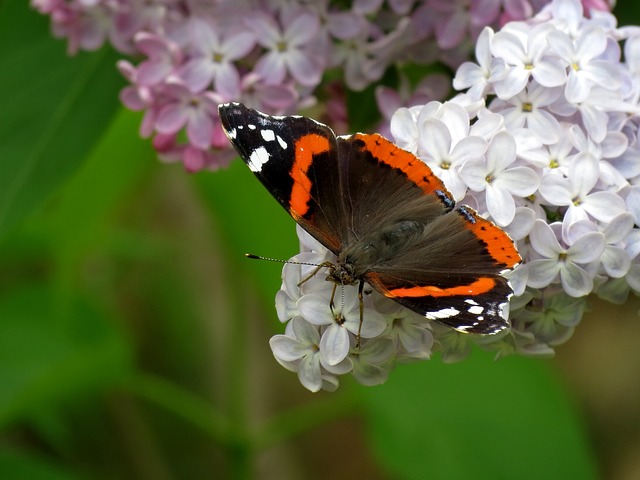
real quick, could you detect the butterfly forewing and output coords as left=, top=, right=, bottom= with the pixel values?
left=219, top=103, right=347, bottom=253
left=335, top=134, right=454, bottom=242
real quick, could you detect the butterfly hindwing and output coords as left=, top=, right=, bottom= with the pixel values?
left=364, top=206, right=520, bottom=334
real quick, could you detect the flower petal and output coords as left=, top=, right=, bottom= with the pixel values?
left=298, top=354, right=322, bottom=392
left=568, top=231, right=605, bottom=264
left=560, top=262, right=593, bottom=297
left=319, top=324, right=351, bottom=366
left=529, top=220, right=562, bottom=258
left=527, top=258, right=561, bottom=288
left=486, top=184, right=516, bottom=226
left=298, top=294, right=333, bottom=325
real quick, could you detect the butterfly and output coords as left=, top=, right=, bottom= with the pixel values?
left=218, top=102, right=520, bottom=335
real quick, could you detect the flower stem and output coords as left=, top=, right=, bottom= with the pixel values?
left=226, top=265, right=252, bottom=480
left=124, top=373, right=230, bottom=443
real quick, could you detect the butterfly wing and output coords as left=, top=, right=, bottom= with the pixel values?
left=365, top=206, right=520, bottom=334
left=335, top=133, right=456, bottom=236
left=218, top=102, right=348, bottom=253
left=336, top=134, right=520, bottom=334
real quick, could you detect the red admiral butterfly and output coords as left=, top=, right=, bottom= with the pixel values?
left=218, top=102, right=520, bottom=335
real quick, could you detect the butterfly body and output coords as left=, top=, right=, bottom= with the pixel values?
left=219, top=102, right=520, bottom=334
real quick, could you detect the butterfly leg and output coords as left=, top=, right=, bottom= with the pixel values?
left=297, top=261, right=333, bottom=287
left=328, top=281, right=339, bottom=319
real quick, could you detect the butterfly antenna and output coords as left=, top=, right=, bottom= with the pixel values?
left=245, top=253, right=326, bottom=268
left=245, top=253, right=288, bottom=263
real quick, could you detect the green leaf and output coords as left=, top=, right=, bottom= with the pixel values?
left=362, top=351, right=598, bottom=480
left=0, top=449, right=83, bottom=480
left=0, top=285, right=133, bottom=428
left=47, top=108, right=154, bottom=257
left=0, top=0, right=124, bottom=236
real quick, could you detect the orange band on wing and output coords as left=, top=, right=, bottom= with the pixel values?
left=386, top=277, right=497, bottom=298
left=290, top=133, right=331, bottom=216
left=460, top=209, right=520, bottom=268
left=354, top=133, right=453, bottom=203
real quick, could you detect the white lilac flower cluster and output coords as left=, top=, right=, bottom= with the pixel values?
left=33, top=0, right=596, bottom=173
left=270, top=0, right=640, bottom=391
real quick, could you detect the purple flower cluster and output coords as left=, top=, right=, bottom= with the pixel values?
left=32, top=0, right=610, bottom=173
left=271, top=0, right=636, bottom=392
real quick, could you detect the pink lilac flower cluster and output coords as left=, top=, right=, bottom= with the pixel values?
left=271, top=0, right=639, bottom=392
left=33, top=0, right=612, bottom=173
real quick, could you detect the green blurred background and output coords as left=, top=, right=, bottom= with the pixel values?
left=1, top=1, right=640, bottom=478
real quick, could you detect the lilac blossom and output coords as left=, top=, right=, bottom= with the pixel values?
left=490, top=23, right=566, bottom=99
left=36, top=0, right=598, bottom=176
left=178, top=20, right=255, bottom=97
left=246, top=11, right=323, bottom=88
left=527, top=220, right=605, bottom=297
left=461, top=131, right=540, bottom=225
left=381, top=0, right=640, bottom=373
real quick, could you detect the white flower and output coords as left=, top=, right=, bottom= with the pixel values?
left=552, top=87, right=628, bottom=143
left=516, top=124, right=575, bottom=170
left=275, top=251, right=328, bottom=323
left=413, top=102, right=488, bottom=200
left=379, top=302, right=434, bottom=361
left=453, top=27, right=499, bottom=100
left=547, top=25, right=620, bottom=104
left=538, top=152, right=626, bottom=234
left=269, top=318, right=328, bottom=392
left=490, top=81, right=563, bottom=144
left=390, top=107, right=420, bottom=154
left=565, top=214, right=635, bottom=278
left=491, top=23, right=566, bottom=99
left=297, top=290, right=387, bottom=366
left=516, top=291, right=585, bottom=345
left=527, top=220, right=605, bottom=296
left=349, top=337, right=396, bottom=386
left=460, top=131, right=540, bottom=226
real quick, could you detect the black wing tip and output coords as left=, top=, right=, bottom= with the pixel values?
left=218, top=102, right=246, bottom=128
left=217, top=101, right=243, bottom=113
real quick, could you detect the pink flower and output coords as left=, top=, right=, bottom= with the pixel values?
left=155, top=81, right=221, bottom=150
left=134, top=32, right=183, bottom=86
left=246, top=11, right=324, bottom=87
left=178, top=19, right=255, bottom=96
left=239, top=73, right=299, bottom=114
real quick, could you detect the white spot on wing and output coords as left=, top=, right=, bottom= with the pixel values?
left=248, top=147, right=270, bottom=172
left=261, top=129, right=275, bottom=142
left=468, top=305, right=484, bottom=315
left=248, top=124, right=256, bottom=130
left=277, top=135, right=287, bottom=149
left=426, top=307, right=460, bottom=320
left=227, top=128, right=237, bottom=139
